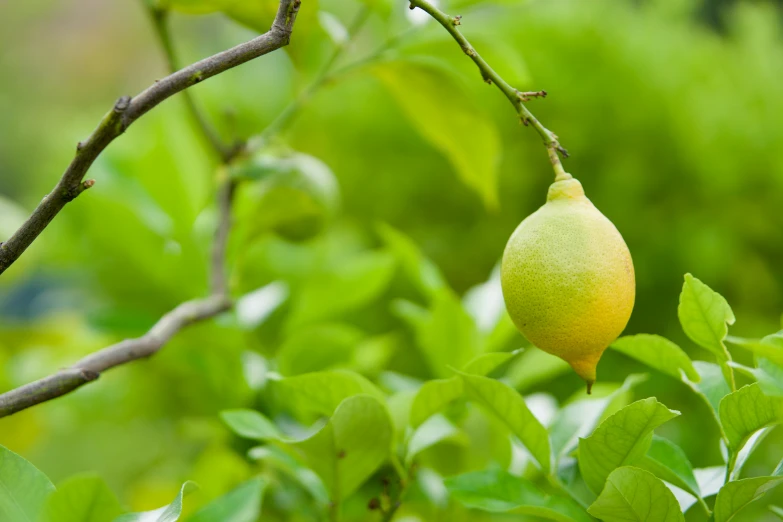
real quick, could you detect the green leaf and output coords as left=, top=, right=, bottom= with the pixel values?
left=638, top=435, right=701, bottom=500
left=377, top=223, right=446, bottom=298
left=587, top=466, right=684, bottom=522
left=406, top=414, right=460, bottom=466
left=445, top=469, right=591, bottom=522
left=409, top=377, right=464, bottom=428
left=291, top=395, right=393, bottom=501
left=42, top=475, right=121, bottom=522
left=578, top=398, right=680, bottom=494
left=396, top=290, right=481, bottom=378
left=0, top=444, right=55, bottom=522
left=277, top=324, right=363, bottom=376
left=113, top=482, right=196, bottom=522
left=463, top=350, right=522, bottom=377
left=549, top=374, right=647, bottom=460
left=274, top=369, right=386, bottom=418
left=611, top=334, right=699, bottom=381
left=714, top=476, right=783, bottom=522
left=678, top=273, right=734, bottom=362
left=683, top=361, right=730, bottom=425
left=459, top=372, right=551, bottom=473
left=771, top=505, right=783, bottom=519
left=287, top=250, right=395, bottom=328
left=719, top=383, right=783, bottom=452
left=220, top=409, right=283, bottom=441
left=373, top=60, right=501, bottom=208
left=187, top=477, right=266, bottom=522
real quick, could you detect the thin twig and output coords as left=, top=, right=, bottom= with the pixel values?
left=0, top=0, right=301, bottom=276
left=257, top=5, right=371, bottom=144
left=147, top=7, right=239, bottom=162
left=408, top=0, right=569, bottom=177
left=0, top=295, right=230, bottom=418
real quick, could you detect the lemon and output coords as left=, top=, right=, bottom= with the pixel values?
left=501, top=176, right=635, bottom=391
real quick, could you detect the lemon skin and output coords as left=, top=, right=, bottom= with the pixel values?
left=501, top=178, right=635, bottom=391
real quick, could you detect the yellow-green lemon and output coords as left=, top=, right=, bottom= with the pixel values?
left=501, top=177, right=635, bottom=391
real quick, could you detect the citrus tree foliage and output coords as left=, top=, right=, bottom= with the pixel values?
left=1, top=0, right=783, bottom=521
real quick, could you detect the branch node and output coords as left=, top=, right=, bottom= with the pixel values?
left=76, top=141, right=85, bottom=152
left=452, top=15, right=462, bottom=26
left=516, top=90, right=547, bottom=102
left=82, top=179, right=96, bottom=190
left=79, top=369, right=100, bottom=381
left=114, top=96, right=131, bottom=113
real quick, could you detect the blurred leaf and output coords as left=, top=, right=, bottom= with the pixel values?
left=549, top=374, right=647, bottom=461
left=409, top=377, right=464, bottom=428
left=43, top=475, right=122, bottom=522
left=397, top=290, right=481, bottom=378
left=678, top=273, right=734, bottom=365
left=611, top=334, right=699, bottom=381
left=291, top=395, right=392, bottom=500
left=719, top=383, right=783, bottom=452
left=234, top=152, right=340, bottom=243
left=0, top=444, right=54, bottom=522
left=247, top=446, right=328, bottom=505
left=459, top=372, right=550, bottom=473
left=0, top=194, right=27, bottom=240
left=638, top=435, right=701, bottom=501
left=463, top=349, right=521, bottom=376
left=726, top=334, right=783, bottom=366
left=683, top=361, right=731, bottom=425
left=159, top=0, right=222, bottom=15
left=274, top=369, right=386, bottom=417
left=287, top=250, right=395, bottom=327
left=114, top=482, right=196, bottom=522
left=234, top=281, right=289, bottom=330
left=445, top=468, right=591, bottom=521
left=578, top=398, right=680, bottom=495
left=756, top=358, right=783, bottom=397
left=462, top=263, right=506, bottom=337
left=506, top=347, right=572, bottom=392
left=373, top=60, right=501, bottom=208
left=377, top=223, right=446, bottom=298
left=587, top=466, right=684, bottom=522
left=406, top=414, right=460, bottom=466
left=317, top=11, right=348, bottom=45
left=771, top=505, right=783, bottom=519
left=277, top=323, right=363, bottom=376
left=220, top=409, right=283, bottom=441
left=187, top=477, right=266, bottom=522
left=714, top=476, right=783, bottom=522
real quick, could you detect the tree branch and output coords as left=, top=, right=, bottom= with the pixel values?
left=0, top=0, right=303, bottom=417
left=408, top=0, right=570, bottom=179
left=0, top=0, right=301, bottom=276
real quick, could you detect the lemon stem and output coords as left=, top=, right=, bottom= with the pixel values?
left=408, top=0, right=569, bottom=181
left=549, top=147, right=572, bottom=182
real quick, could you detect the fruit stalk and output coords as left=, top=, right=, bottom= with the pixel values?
left=408, top=0, right=569, bottom=179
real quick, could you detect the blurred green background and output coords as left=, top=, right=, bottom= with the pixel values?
left=1, top=0, right=782, bottom=519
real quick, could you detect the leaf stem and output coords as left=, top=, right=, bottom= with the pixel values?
left=408, top=0, right=569, bottom=180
